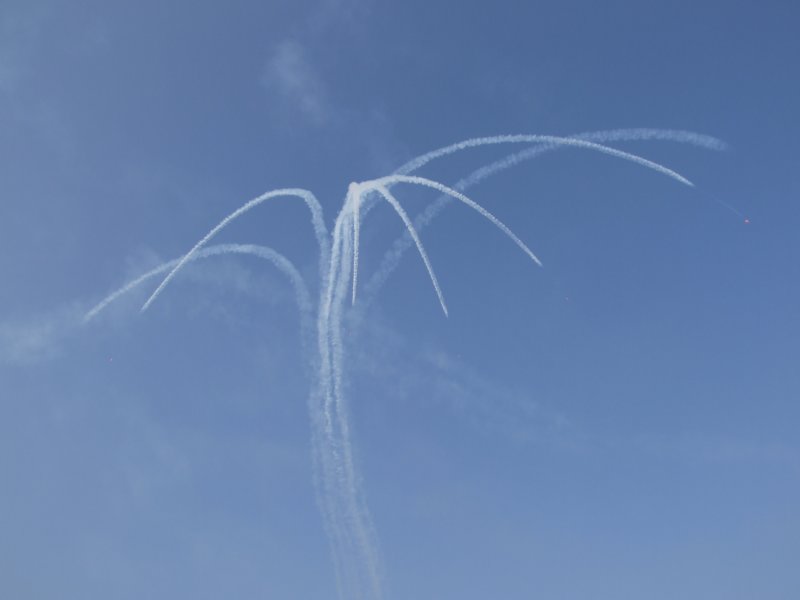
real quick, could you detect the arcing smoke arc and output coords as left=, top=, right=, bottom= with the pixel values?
left=85, top=129, right=728, bottom=600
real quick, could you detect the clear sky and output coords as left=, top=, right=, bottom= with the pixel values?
left=1, top=1, right=798, bottom=598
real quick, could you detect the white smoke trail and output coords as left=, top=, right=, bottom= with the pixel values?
left=350, top=183, right=363, bottom=304
left=316, top=199, right=383, bottom=599
left=362, top=129, right=722, bottom=301
left=569, top=128, right=726, bottom=150
left=141, top=188, right=328, bottom=312
left=376, top=174, right=543, bottom=267
left=84, top=243, right=312, bottom=323
left=96, top=129, right=725, bottom=600
left=308, top=218, right=350, bottom=596
left=394, top=130, right=712, bottom=178
left=371, top=183, right=448, bottom=316
left=349, top=180, right=447, bottom=313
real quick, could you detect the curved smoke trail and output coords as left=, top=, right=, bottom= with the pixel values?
left=372, top=183, right=449, bottom=316
left=353, top=130, right=705, bottom=308
left=316, top=202, right=384, bottom=598
left=361, top=129, right=725, bottom=302
left=393, top=129, right=723, bottom=177
left=393, top=133, right=696, bottom=185
left=141, top=188, right=328, bottom=313
left=84, top=243, right=312, bottom=324
left=376, top=174, right=544, bottom=266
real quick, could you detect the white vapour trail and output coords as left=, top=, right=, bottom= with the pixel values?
left=371, top=184, right=448, bottom=316
left=357, top=130, right=696, bottom=229
left=326, top=168, right=554, bottom=594
left=363, top=129, right=722, bottom=300
left=316, top=199, right=383, bottom=599
left=310, top=214, right=351, bottom=596
left=334, top=212, right=383, bottom=599
left=573, top=128, right=726, bottom=149
left=349, top=184, right=363, bottom=305
left=376, top=174, right=543, bottom=266
left=84, top=243, right=312, bottom=323
left=349, top=181, right=447, bottom=314
left=141, top=188, right=328, bottom=312
left=394, top=130, right=719, bottom=177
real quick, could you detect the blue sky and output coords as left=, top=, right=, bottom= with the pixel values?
left=1, top=0, right=799, bottom=598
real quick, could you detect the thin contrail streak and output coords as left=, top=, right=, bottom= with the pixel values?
left=141, top=188, right=327, bottom=312
left=357, top=130, right=698, bottom=225
left=84, top=243, right=312, bottom=323
left=348, top=180, right=447, bottom=313
left=372, top=184, right=449, bottom=316
left=572, top=128, right=727, bottom=150
left=349, top=184, right=363, bottom=305
left=316, top=209, right=366, bottom=595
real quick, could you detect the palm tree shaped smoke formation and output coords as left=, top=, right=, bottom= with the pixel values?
left=85, top=129, right=728, bottom=600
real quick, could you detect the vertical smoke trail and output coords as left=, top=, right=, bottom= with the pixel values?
left=142, top=188, right=328, bottom=313
left=350, top=180, right=448, bottom=314
left=309, top=217, right=349, bottom=596
left=331, top=208, right=383, bottom=598
left=315, top=200, right=383, bottom=599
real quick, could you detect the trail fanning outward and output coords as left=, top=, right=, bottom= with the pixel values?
left=141, top=188, right=328, bottom=313
left=88, top=130, right=725, bottom=600
left=362, top=128, right=727, bottom=302
left=377, top=174, right=544, bottom=265
left=372, top=184, right=448, bottom=316
left=84, top=243, right=312, bottom=324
